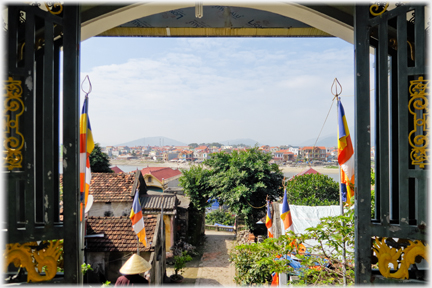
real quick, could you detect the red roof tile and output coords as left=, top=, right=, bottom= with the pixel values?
left=296, top=168, right=320, bottom=176
left=141, top=167, right=182, bottom=182
left=86, top=215, right=157, bottom=252
left=89, top=172, right=136, bottom=203
left=110, top=165, right=124, bottom=173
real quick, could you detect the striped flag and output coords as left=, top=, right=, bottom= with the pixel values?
left=265, top=200, right=273, bottom=238
left=271, top=272, right=279, bottom=286
left=130, top=191, right=147, bottom=247
left=337, top=98, right=355, bottom=205
left=80, top=97, right=94, bottom=221
left=281, top=188, right=293, bottom=233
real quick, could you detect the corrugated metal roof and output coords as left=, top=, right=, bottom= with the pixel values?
left=140, top=195, right=177, bottom=215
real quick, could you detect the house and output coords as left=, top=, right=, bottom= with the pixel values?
left=288, top=146, right=300, bottom=156
left=283, top=151, right=295, bottom=162
left=178, top=150, right=194, bottom=161
left=141, top=167, right=182, bottom=193
left=300, top=146, right=327, bottom=161
left=117, top=146, right=130, bottom=155
left=194, top=145, right=209, bottom=152
left=293, top=167, right=321, bottom=178
left=163, top=151, right=178, bottom=162
left=109, top=165, right=124, bottom=173
left=87, top=171, right=143, bottom=218
left=85, top=215, right=166, bottom=285
left=270, top=146, right=279, bottom=153
left=140, top=193, right=180, bottom=251
left=87, top=171, right=179, bottom=253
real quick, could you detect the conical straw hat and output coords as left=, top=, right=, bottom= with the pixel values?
left=119, top=254, right=152, bottom=275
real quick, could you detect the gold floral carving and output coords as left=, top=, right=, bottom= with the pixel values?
left=4, top=77, right=25, bottom=170
left=44, top=3, right=63, bottom=15
left=370, top=3, right=389, bottom=16
left=4, top=240, right=63, bottom=282
left=408, top=77, right=429, bottom=168
left=373, top=238, right=428, bottom=279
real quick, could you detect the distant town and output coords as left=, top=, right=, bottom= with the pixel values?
left=101, top=143, right=376, bottom=165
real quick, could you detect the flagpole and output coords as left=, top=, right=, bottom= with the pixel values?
left=333, top=79, right=347, bottom=286
left=81, top=82, right=90, bottom=269
left=136, top=188, right=140, bottom=255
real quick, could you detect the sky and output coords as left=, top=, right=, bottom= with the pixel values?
left=80, top=36, right=357, bottom=147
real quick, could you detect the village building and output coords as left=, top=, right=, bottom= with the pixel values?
left=85, top=215, right=165, bottom=284
left=109, top=165, right=124, bottom=173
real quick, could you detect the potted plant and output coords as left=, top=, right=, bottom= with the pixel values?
left=169, top=251, right=192, bottom=283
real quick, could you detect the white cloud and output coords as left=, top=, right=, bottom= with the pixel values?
left=81, top=37, right=355, bottom=146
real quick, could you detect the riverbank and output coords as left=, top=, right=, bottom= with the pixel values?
left=109, top=159, right=339, bottom=175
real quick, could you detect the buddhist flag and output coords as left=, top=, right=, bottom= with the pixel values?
left=265, top=200, right=273, bottom=238
left=337, top=98, right=355, bottom=205
left=80, top=97, right=94, bottom=221
left=281, top=188, right=293, bottom=233
left=130, top=191, right=147, bottom=247
left=271, top=272, right=279, bottom=286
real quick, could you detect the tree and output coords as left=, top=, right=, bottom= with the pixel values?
left=89, top=143, right=113, bottom=173
left=205, top=210, right=235, bottom=226
left=188, top=143, right=198, bottom=149
left=284, top=173, right=339, bottom=206
left=205, top=148, right=284, bottom=233
left=230, top=209, right=355, bottom=285
left=179, top=165, right=212, bottom=244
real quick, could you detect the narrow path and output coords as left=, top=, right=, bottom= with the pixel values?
left=195, top=230, right=236, bottom=287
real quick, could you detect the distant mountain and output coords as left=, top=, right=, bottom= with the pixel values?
left=300, top=134, right=339, bottom=148
left=219, top=138, right=260, bottom=146
left=116, top=136, right=187, bottom=147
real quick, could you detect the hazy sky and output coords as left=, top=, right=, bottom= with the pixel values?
left=80, top=36, right=357, bottom=147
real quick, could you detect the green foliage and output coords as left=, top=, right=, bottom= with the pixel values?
left=81, top=263, right=93, bottom=275
left=188, top=143, right=198, bottom=149
left=101, top=281, right=111, bottom=286
left=205, top=148, right=284, bottom=232
left=284, top=173, right=339, bottom=206
left=89, top=143, right=113, bottom=173
left=325, top=165, right=339, bottom=169
left=179, top=165, right=212, bottom=244
left=179, top=165, right=212, bottom=212
left=205, top=210, right=235, bottom=226
left=230, top=209, right=355, bottom=285
left=173, top=251, right=192, bottom=275
left=229, top=242, right=273, bottom=285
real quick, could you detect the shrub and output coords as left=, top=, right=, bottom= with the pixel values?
left=205, top=210, right=235, bottom=226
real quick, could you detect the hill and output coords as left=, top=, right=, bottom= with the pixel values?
left=300, top=134, right=338, bottom=148
left=219, top=138, right=260, bottom=146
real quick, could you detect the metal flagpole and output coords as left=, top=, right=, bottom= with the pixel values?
left=136, top=188, right=140, bottom=254
left=332, top=78, right=347, bottom=286
left=80, top=76, right=92, bottom=268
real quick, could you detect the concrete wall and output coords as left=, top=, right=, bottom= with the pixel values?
left=88, top=202, right=131, bottom=217
left=149, top=214, right=166, bottom=285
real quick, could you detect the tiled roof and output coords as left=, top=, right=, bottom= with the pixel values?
left=139, top=194, right=178, bottom=215
left=302, top=146, right=326, bottom=150
left=89, top=172, right=136, bottom=203
left=86, top=215, right=158, bottom=252
left=110, top=165, right=124, bottom=173
left=141, top=167, right=182, bottom=182
left=195, top=145, right=208, bottom=150
left=296, top=168, right=320, bottom=176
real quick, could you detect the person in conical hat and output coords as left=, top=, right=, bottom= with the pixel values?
left=115, top=254, right=151, bottom=286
